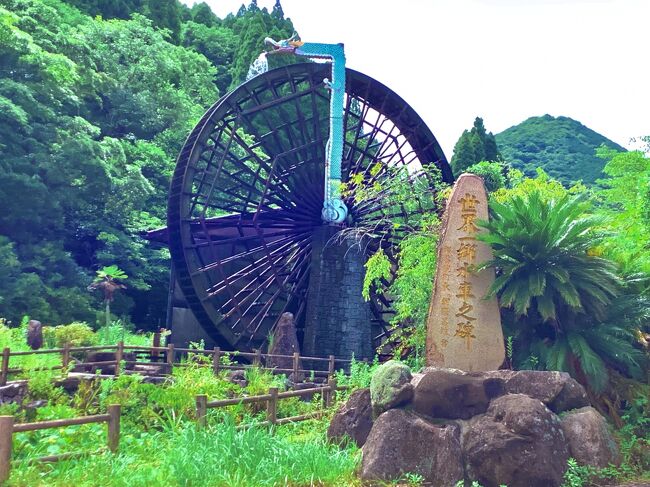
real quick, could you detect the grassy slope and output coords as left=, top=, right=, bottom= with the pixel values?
left=0, top=330, right=372, bottom=487
left=9, top=421, right=360, bottom=487
left=495, top=114, right=626, bottom=186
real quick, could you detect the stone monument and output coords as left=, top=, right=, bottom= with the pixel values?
left=267, top=312, right=302, bottom=378
left=27, top=320, right=43, bottom=350
left=425, top=174, right=504, bottom=371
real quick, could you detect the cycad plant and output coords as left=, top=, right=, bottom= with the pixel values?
left=478, top=191, right=647, bottom=391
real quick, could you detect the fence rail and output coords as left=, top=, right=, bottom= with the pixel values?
left=0, top=404, right=121, bottom=482
left=195, top=379, right=345, bottom=429
left=0, top=338, right=358, bottom=386
left=0, top=378, right=349, bottom=482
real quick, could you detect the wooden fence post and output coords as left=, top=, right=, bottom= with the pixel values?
left=0, top=415, right=13, bottom=483
left=61, top=342, right=71, bottom=375
left=267, top=387, right=278, bottom=425
left=107, top=404, right=121, bottom=453
left=328, top=355, right=335, bottom=378
left=0, top=348, right=9, bottom=386
left=253, top=349, right=262, bottom=367
left=196, top=395, right=208, bottom=429
left=152, top=332, right=161, bottom=359
left=292, top=352, right=300, bottom=383
left=212, top=347, right=220, bottom=375
left=166, top=343, right=175, bottom=374
left=326, top=378, right=337, bottom=408
left=115, top=341, right=124, bottom=377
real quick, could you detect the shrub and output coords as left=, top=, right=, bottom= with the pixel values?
left=44, top=322, right=97, bottom=348
left=478, top=190, right=647, bottom=392
left=465, top=160, right=507, bottom=192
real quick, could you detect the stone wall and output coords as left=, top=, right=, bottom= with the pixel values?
left=303, top=226, right=373, bottom=360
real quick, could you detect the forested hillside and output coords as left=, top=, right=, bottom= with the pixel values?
left=495, top=115, right=626, bottom=185
left=0, top=0, right=294, bottom=328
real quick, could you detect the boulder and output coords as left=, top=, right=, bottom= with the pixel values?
left=327, top=388, right=373, bottom=447
left=370, top=361, right=413, bottom=416
left=55, top=376, right=82, bottom=393
left=26, top=320, right=43, bottom=350
left=475, top=369, right=588, bottom=413
left=463, top=394, right=569, bottom=487
left=291, top=382, right=320, bottom=401
left=361, top=408, right=463, bottom=486
left=132, top=363, right=167, bottom=376
left=267, top=312, right=301, bottom=380
left=411, top=366, right=467, bottom=388
left=78, top=351, right=137, bottom=374
left=141, top=375, right=170, bottom=385
left=0, top=382, right=27, bottom=404
left=413, top=369, right=504, bottom=420
left=226, top=369, right=248, bottom=388
left=561, top=407, right=621, bottom=468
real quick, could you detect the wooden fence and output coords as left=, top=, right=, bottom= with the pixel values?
left=0, top=404, right=121, bottom=482
left=0, top=341, right=356, bottom=386
left=195, top=378, right=345, bottom=428
left=0, top=378, right=348, bottom=482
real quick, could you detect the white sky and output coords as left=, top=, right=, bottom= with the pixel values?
left=187, top=0, right=649, bottom=159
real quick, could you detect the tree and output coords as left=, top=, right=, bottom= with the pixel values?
left=272, top=0, right=284, bottom=19
left=595, top=141, right=650, bottom=274
left=182, top=21, right=237, bottom=95
left=88, top=265, right=127, bottom=327
left=450, top=130, right=475, bottom=176
left=143, top=0, right=181, bottom=43
left=0, top=0, right=300, bottom=329
left=450, top=117, right=501, bottom=176
left=190, top=2, right=218, bottom=27
left=464, top=161, right=508, bottom=192
left=477, top=190, right=645, bottom=391
left=226, top=5, right=295, bottom=88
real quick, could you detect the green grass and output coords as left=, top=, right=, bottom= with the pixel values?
left=0, top=319, right=154, bottom=383
left=8, top=418, right=361, bottom=486
left=4, top=360, right=362, bottom=486
left=0, top=319, right=368, bottom=486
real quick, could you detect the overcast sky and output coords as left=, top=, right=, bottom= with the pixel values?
left=186, top=0, right=648, bottom=159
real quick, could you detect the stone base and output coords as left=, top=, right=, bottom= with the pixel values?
left=169, top=306, right=218, bottom=350
left=329, top=364, right=619, bottom=487
left=303, top=226, right=373, bottom=360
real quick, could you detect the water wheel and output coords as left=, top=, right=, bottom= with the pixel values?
left=167, top=62, right=453, bottom=351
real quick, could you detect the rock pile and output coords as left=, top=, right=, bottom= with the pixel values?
left=328, top=361, right=620, bottom=487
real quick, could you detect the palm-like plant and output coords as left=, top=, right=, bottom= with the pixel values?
left=478, top=191, right=648, bottom=391
left=88, top=265, right=127, bottom=328
left=478, top=191, right=619, bottom=328
left=537, top=281, right=649, bottom=391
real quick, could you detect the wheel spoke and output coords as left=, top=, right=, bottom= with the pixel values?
left=166, top=63, right=452, bottom=351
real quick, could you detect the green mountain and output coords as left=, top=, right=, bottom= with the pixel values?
left=495, top=115, right=626, bottom=186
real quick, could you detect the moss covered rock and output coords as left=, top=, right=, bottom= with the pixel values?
left=369, top=360, right=413, bottom=416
